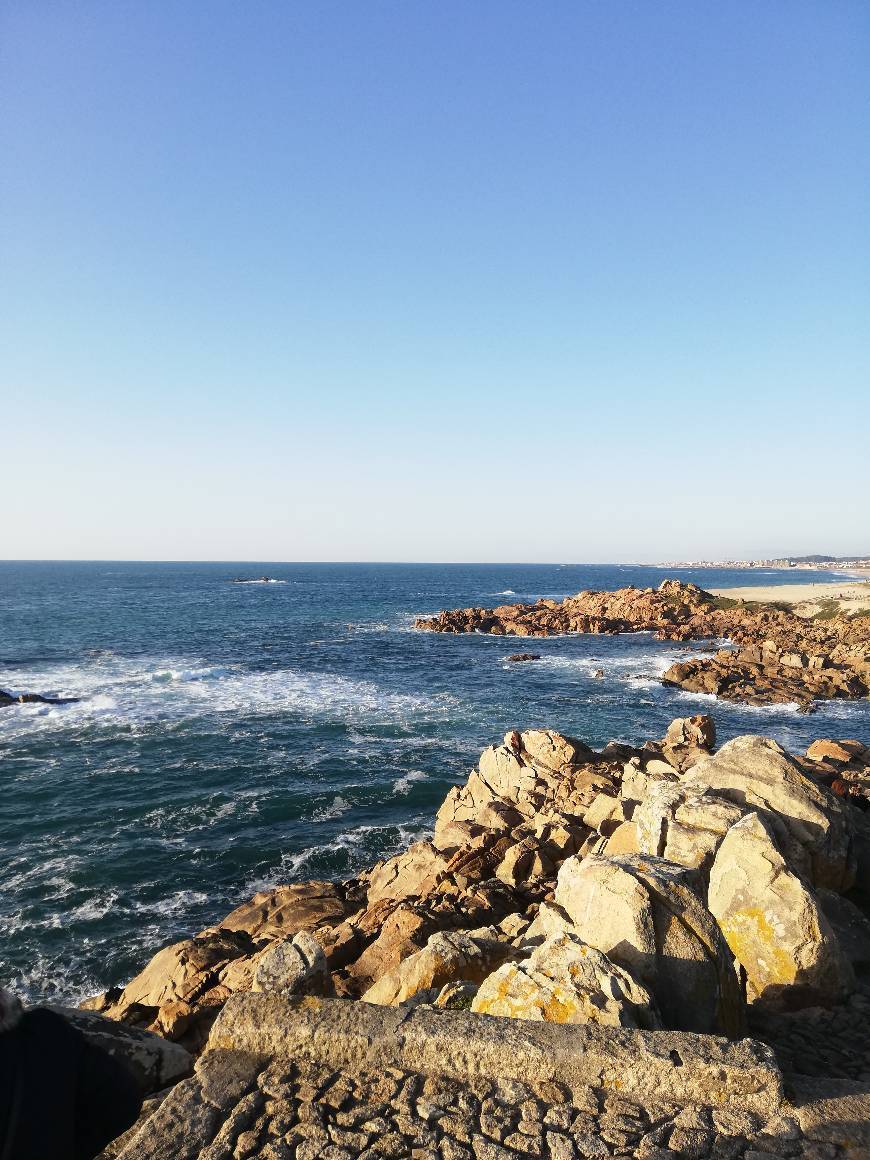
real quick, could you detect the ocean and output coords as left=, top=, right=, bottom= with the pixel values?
left=1, top=561, right=867, bottom=1006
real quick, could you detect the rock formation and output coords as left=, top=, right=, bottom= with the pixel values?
left=415, top=579, right=870, bottom=708
left=67, top=711, right=870, bottom=1156
left=83, top=713, right=870, bottom=1070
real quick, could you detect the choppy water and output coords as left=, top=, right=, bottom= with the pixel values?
left=1, top=561, right=867, bottom=1005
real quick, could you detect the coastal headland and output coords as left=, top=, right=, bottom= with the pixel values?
left=416, top=579, right=870, bottom=709
left=75, top=713, right=870, bottom=1157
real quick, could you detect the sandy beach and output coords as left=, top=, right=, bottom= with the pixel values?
left=711, top=579, right=870, bottom=618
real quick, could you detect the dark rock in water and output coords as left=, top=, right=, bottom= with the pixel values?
left=0, top=688, right=79, bottom=708
left=231, top=576, right=275, bottom=584
left=592, top=668, right=605, bottom=679
left=507, top=653, right=541, bottom=663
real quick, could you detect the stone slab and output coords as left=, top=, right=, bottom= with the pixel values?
left=207, top=992, right=784, bottom=1115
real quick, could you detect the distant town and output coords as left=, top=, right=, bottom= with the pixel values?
left=660, top=555, right=870, bottom=571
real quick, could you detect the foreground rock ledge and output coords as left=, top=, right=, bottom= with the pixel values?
left=109, top=994, right=870, bottom=1160
left=207, top=993, right=783, bottom=1112
left=415, top=579, right=870, bottom=707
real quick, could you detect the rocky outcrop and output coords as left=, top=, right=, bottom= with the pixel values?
left=683, top=735, right=856, bottom=891
left=86, top=715, right=868, bottom=1120
left=362, top=929, right=516, bottom=1006
left=251, top=931, right=333, bottom=998
left=415, top=579, right=870, bottom=707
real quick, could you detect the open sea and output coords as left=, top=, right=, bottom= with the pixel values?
left=2, top=561, right=868, bottom=1006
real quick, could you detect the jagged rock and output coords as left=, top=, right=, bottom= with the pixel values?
left=472, top=931, right=662, bottom=1029
left=806, top=738, right=867, bottom=763
left=362, top=929, right=516, bottom=1006
left=633, top=781, right=746, bottom=873
left=554, top=854, right=746, bottom=1036
left=507, top=653, right=541, bottom=662
left=661, top=714, right=716, bottom=771
left=683, top=735, right=856, bottom=891
left=344, top=902, right=439, bottom=993
left=100, top=928, right=257, bottom=1028
left=708, top=812, right=854, bottom=1009
left=215, top=880, right=349, bottom=941
left=252, top=931, right=333, bottom=997
left=364, top=840, right=448, bottom=906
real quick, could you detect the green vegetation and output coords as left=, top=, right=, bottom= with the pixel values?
left=710, top=596, right=792, bottom=614
left=812, top=598, right=842, bottom=621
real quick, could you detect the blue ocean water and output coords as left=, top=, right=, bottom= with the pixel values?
left=1, top=561, right=867, bottom=1005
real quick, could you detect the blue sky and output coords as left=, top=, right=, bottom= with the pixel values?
left=2, top=2, right=867, bottom=561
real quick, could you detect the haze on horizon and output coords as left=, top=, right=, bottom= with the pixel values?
left=1, top=3, right=868, bottom=564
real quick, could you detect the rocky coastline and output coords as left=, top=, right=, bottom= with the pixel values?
left=415, top=579, right=870, bottom=709
left=68, top=711, right=870, bottom=1157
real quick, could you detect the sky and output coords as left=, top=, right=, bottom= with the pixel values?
left=1, top=2, right=868, bottom=562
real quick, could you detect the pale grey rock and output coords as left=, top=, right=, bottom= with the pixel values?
left=252, top=930, right=333, bottom=997
left=682, top=735, right=855, bottom=891
left=471, top=931, right=661, bottom=1029
left=554, top=853, right=746, bottom=1037
left=707, top=812, right=854, bottom=1009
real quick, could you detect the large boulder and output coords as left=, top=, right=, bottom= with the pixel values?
left=633, top=781, right=746, bottom=873
left=661, top=714, right=716, bottom=772
left=471, top=932, right=661, bottom=1029
left=555, top=854, right=745, bottom=1037
left=103, top=928, right=257, bottom=1019
left=682, top=735, right=855, bottom=892
left=252, top=931, right=333, bottom=997
left=362, top=929, right=515, bottom=1006
left=707, top=812, right=855, bottom=1010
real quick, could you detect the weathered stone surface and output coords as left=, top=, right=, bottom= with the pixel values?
left=661, top=715, right=716, bottom=772
left=633, top=781, right=745, bottom=872
left=683, top=735, right=856, bottom=892
left=806, top=739, right=866, bottom=763
left=205, top=993, right=784, bottom=1114
left=52, top=1006, right=192, bottom=1093
left=101, top=928, right=257, bottom=1030
left=707, top=813, right=855, bottom=1009
left=363, top=930, right=516, bottom=1006
left=472, top=932, right=661, bottom=1029
left=252, top=930, right=333, bottom=997
left=555, top=854, right=746, bottom=1037
left=364, top=840, right=448, bottom=906
left=216, top=880, right=349, bottom=941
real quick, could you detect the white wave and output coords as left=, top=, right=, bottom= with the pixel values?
left=392, top=769, right=429, bottom=795
left=0, top=655, right=460, bottom=739
left=232, top=578, right=287, bottom=585
left=312, top=795, right=351, bottom=821
left=494, top=590, right=517, bottom=596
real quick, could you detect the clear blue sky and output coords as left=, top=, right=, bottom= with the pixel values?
left=2, top=2, right=868, bottom=561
